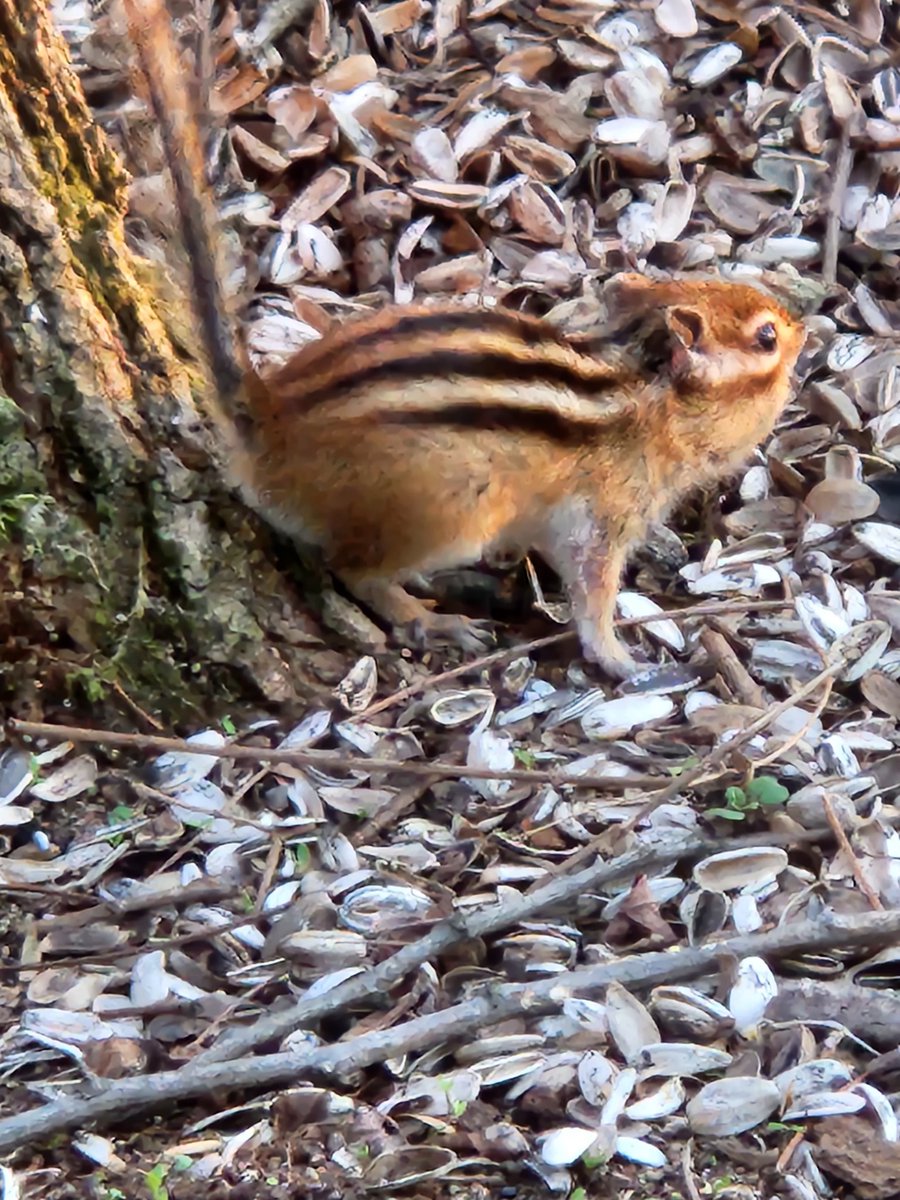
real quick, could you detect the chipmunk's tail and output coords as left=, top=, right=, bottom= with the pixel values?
left=121, top=0, right=247, bottom=420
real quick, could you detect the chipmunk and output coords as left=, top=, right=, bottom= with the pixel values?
left=121, top=0, right=807, bottom=679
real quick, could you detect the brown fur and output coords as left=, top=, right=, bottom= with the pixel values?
left=240, top=284, right=805, bottom=673
left=123, top=3, right=807, bottom=675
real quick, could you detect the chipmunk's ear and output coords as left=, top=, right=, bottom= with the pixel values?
left=666, top=306, right=706, bottom=349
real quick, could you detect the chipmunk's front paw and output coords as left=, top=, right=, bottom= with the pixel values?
left=581, top=635, right=644, bottom=681
left=404, top=612, right=496, bottom=655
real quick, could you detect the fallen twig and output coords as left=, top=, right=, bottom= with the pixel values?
left=191, top=832, right=690, bottom=1065
left=8, top=598, right=799, bottom=793
left=353, top=597, right=796, bottom=721
left=699, top=626, right=768, bottom=710
left=6, top=718, right=670, bottom=793
left=822, top=792, right=883, bottom=912
left=0, top=820, right=858, bottom=976
left=190, top=817, right=872, bottom=1066
left=823, top=124, right=854, bottom=287
left=2, top=909, right=900, bottom=1154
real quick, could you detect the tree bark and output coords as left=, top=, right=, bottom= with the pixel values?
left=0, top=0, right=332, bottom=719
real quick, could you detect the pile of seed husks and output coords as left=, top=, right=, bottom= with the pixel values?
left=4, top=0, right=900, bottom=1196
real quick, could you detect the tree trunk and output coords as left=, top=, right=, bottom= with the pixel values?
left=0, top=0, right=335, bottom=719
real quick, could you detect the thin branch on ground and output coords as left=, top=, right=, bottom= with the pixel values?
left=4, top=718, right=678, bottom=793
left=190, top=833, right=691, bottom=1066
left=822, top=125, right=854, bottom=287
left=156, top=820, right=863, bottom=1066
left=0, top=819, right=859, bottom=977
left=822, top=793, right=883, bottom=912
left=2, top=909, right=900, bottom=1154
left=699, top=626, right=768, bottom=709
left=8, top=598, right=801, bottom=794
left=7, top=627, right=818, bottom=798
left=751, top=678, right=833, bottom=769
left=624, top=658, right=844, bottom=829
left=353, top=597, right=796, bottom=721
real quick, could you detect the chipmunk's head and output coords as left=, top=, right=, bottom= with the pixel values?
left=664, top=283, right=806, bottom=396
left=608, top=273, right=806, bottom=398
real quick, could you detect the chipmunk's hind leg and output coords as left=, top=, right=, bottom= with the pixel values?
left=314, top=427, right=515, bottom=653
left=535, top=500, right=638, bottom=679
left=323, top=495, right=497, bottom=654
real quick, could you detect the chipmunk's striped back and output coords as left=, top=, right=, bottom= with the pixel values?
left=261, top=305, right=644, bottom=429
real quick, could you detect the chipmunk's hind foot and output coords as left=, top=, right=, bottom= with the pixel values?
left=406, top=611, right=495, bottom=655
left=338, top=573, right=494, bottom=657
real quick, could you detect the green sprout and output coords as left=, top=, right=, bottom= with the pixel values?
left=707, top=775, right=789, bottom=822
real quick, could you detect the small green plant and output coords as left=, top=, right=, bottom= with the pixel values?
left=68, top=663, right=112, bottom=704
left=144, top=1163, right=170, bottom=1200
left=668, top=755, right=700, bottom=777
left=292, top=842, right=312, bottom=872
left=0, top=492, right=44, bottom=541
left=179, top=813, right=215, bottom=831
left=582, top=1147, right=610, bottom=1170
left=221, top=714, right=236, bottom=736
left=513, top=747, right=536, bottom=769
left=707, top=775, right=789, bottom=822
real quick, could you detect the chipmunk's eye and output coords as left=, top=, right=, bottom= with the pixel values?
left=754, top=322, right=778, bottom=352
